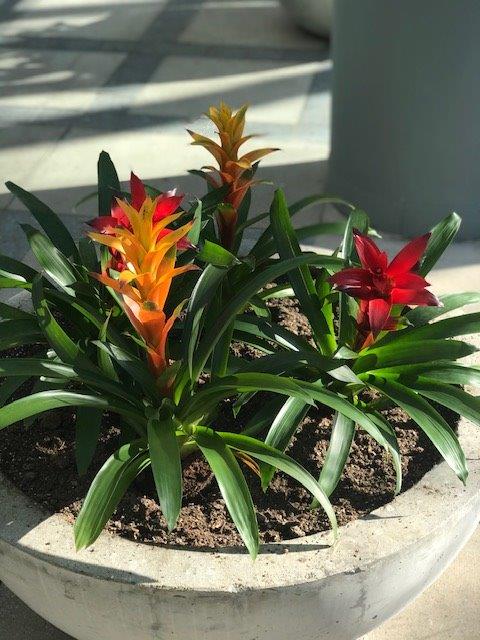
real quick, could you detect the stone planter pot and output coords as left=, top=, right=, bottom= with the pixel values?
left=280, top=0, right=332, bottom=38
left=0, top=297, right=479, bottom=640
left=327, top=0, right=480, bottom=240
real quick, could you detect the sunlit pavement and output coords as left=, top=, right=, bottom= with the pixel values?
left=0, top=0, right=479, bottom=638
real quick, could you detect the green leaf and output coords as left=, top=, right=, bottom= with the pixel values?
left=338, top=209, right=370, bottom=344
left=366, top=411, right=402, bottom=495
left=360, top=362, right=480, bottom=388
left=0, top=301, right=33, bottom=320
left=261, top=395, right=310, bottom=489
left=97, top=151, right=121, bottom=216
left=375, top=314, right=480, bottom=350
left=75, top=407, right=103, bottom=476
left=270, top=188, right=336, bottom=355
left=232, top=187, right=252, bottom=253
left=32, top=275, right=81, bottom=363
left=181, top=373, right=315, bottom=424
left=368, top=377, right=468, bottom=483
left=194, top=426, right=259, bottom=559
left=0, top=390, right=142, bottom=430
left=196, top=240, right=240, bottom=267
left=410, top=378, right=480, bottom=427
left=241, top=395, right=286, bottom=437
left=22, top=224, right=78, bottom=291
left=419, top=212, right=461, bottom=277
left=0, top=319, right=43, bottom=350
left=187, top=199, right=202, bottom=246
left=355, top=339, right=476, bottom=372
left=0, top=377, right=29, bottom=408
left=189, top=252, right=343, bottom=385
left=182, top=264, right=230, bottom=379
left=256, top=222, right=347, bottom=263
left=93, top=341, right=157, bottom=399
left=78, top=237, right=99, bottom=272
left=6, top=181, right=78, bottom=259
left=318, top=412, right=355, bottom=497
left=217, top=431, right=338, bottom=538
left=147, top=407, right=182, bottom=532
left=406, top=292, right=480, bottom=327
left=74, top=441, right=149, bottom=550
left=0, top=254, right=38, bottom=282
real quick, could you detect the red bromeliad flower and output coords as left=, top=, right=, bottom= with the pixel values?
left=88, top=172, right=191, bottom=270
left=329, top=230, right=441, bottom=340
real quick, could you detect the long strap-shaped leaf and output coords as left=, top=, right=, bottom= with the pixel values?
left=74, top=441, right=149, bottom=550
left=419, top=212, right=461, bottom=277
left=409, top=378, right=480, bottom=428
left=0, top=357, right=142, bottom=406
left=148, top=409, right=183, bottom=532
left=406, top=292, right=480, bottom=327
left=368, top=377, right=468, bottom=483
left=354, top=339, right=476, bottom=373
left=75, top=407, right=103, bottom=476
left=22, top=224, right=79, bottom=292
left=371, top=313, right=480, bottom=349
left=216, top=431, right=338, bottom=539
left=0, top=390, right=144, bottom=429
left=0, top=254, right=38, bottom=282
left=0, top=319, right=43, bottom=350
left=260, top=395, right=311, bottom=489
left=183, top=253, right=343, bottom=395
left=360, top=362, right=480, bottom=388
left=270, top=189, right=336, bottom=355
left=318, top=412, right=355, bottom=498
left=194, top=426, right=259, bottom=559
left=6, top=181, right=79, bottom=260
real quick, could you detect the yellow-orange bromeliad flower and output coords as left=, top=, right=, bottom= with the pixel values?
left=88, top=180, right=196, bottom=385
left=188, top=102, right=278, bottom=249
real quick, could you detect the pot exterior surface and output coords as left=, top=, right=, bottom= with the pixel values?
left=328, top=0, right=480, bottom=240
left=1, top=414, right=479, bottom=640
left=0, top=496, right=479, bottom=640
left=280, top=0, right=332, bottom=37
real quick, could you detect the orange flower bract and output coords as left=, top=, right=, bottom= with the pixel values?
left=89, top=183, right=196, bottom=383
left=188, top=102, right=278, bottom=249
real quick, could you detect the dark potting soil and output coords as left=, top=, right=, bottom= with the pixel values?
left=0, top=297, right=458, bottom=549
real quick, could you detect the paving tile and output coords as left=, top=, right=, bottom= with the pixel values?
left=179, top=0, right=323, bottom=50
left=0, top=122, right=71, bottom=211
left=2, top=124, right=208, bottom=215
left=1, top=0, right=167, bottom=42
left=0, top=48, right=125, bottom=122
left=131, top=55, right=323, bottom=124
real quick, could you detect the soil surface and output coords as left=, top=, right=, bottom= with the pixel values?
left=0, top=297, right=457, bottom=549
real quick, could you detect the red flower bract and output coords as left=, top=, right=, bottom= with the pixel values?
left=87, top=172, right=191, bottom=270
left=329, top=230, right=441, bottom=337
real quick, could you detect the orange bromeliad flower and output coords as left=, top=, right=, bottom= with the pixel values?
left=188, top=102, right=278, bottom=249
left=88, top=185, right=196, bottom=385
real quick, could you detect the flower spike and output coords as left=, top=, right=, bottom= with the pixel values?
left=88, top=175, right=197, bottom=387
left=188, top=102, right=278, bottom=249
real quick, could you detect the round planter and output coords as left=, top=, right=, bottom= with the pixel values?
left=0, top=423, right=479, bottom=640
left=1, top=299, right=480, bottom=640
left=280, top=0, right=332, bottom=38
left=327, top=0, right=480, bottom=240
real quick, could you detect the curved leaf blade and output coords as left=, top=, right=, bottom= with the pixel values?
left=74, top=441, right=149, bottom=550
left=147, top=408, right=182, bottom=532
left=194, top=426, right=259, bottom=559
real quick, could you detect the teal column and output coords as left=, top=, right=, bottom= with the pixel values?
left=327, top=0, right=480, bottom=239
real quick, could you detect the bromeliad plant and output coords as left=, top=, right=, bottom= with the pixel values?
left=0, top=167, right=347, bottom=560
left=1, top=101, right=479, bottom=560
left=237, top=192, right=480, bottom=500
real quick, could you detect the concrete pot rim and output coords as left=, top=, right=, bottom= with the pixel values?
left=1, top=300, right=479, bottom=595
